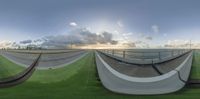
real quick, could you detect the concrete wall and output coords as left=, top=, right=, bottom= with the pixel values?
left=95, top=51, right=193, bottom=95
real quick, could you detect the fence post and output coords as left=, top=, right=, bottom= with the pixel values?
left=123, top=51, right=125, bottom=58
left=142, top=52, right=143, bottom=60
left=159, top=52, right=161, bottom=60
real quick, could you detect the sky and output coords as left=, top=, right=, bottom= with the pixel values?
left=0, top=0, right=200, bottom=49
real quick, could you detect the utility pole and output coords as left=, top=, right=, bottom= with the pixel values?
left=190, top=40, right=191, bottom=50
left=69, top=38, right=73, bottom=49
left=70, top=40, right=73, bottom=49
left=71, top=43, right=72, bottom=49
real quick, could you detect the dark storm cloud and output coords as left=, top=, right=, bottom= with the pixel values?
left=20, top=40, right=32, bottom=44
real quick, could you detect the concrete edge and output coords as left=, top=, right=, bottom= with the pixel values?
left=95, top=51, right=193, bottom=95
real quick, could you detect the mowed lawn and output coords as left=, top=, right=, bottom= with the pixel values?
left=0, top=52, right=200, bottom=99
left=190, top=50, right=200, bottom=79
left=0, top=55, right=25, bottom=79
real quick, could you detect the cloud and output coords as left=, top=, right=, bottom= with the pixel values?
left=37, top=28, right=118, bottom=49
left=117, top=21, right=123, bottom=28
left=145, top=36, right=153, bottom=40
left=133, top=40, right=149, bottom=48
left=122, top=32, right=133, bottom=36
left=137, top=33, right=153, bottom=41
left=134, top=41, right=143, bottom=44
left=11, top=42, right=20, bottom=48
left=33, top=39, right=43, bottom=43
left=20, top=40, right=32, bottom=44
left=151, top=25, right=159, bottom=33
left=0, top=41, right=14, bottom=48
left=164, top=40, right=191, bottom=48
left=123, top=42, right=136, bottom=47
left=69, top=22, right=77, bottom=27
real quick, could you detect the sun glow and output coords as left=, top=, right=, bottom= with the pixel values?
left=0, top=40, right=13, bottom=49
left=72, top=42, right=134, bottom=49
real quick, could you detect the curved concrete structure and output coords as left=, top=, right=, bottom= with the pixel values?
left=95, top=51, right=193, bottom=95
left=1, top=50, right=88, bottom=69
left=0, top=54, right=41, bottom=88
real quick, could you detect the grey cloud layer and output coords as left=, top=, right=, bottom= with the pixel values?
left=21, top=28, right=118, bottom=48
left=20, top=40, right=32, bottom=44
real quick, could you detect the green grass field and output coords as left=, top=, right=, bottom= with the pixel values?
left=190, top=50, right=200, bottom=79
left=0, top=51, right=200, bottom=99
left=0, top=55, right=25, bottom=79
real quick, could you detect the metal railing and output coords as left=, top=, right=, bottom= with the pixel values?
left=99, top=49, right=191, bottom=61
left=1, top=50, right=86, bottom=62
left=4, top=49, right=85, bottom=54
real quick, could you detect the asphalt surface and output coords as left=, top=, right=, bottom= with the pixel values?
left=155, top=53, right=190, bottom=74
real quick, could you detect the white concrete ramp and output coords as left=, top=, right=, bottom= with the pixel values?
left=95, top=51, right=193, bottom=95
